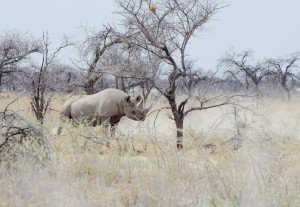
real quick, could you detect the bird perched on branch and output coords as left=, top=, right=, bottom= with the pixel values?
left=149, top=3, right=156, bottom=14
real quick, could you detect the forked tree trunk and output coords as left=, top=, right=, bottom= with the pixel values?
left=167, top=92, right=185, bottom=150
left=85, top=75, right=102, bottom=95
left=86, top=78, right=96, bottom=95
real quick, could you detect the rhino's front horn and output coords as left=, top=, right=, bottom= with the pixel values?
left=142, top=106, right=151, bottom=115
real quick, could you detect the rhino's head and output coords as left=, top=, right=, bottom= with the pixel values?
left=123, top=95, right=151, bottom=121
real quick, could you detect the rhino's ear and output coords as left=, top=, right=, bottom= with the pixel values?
left=125, top=96, right=131, bottom=104
left=136, top=95, right=142, bottom=102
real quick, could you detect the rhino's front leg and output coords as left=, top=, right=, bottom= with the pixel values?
left=108, top=116, right=122, bottom=126
left=108, top=116, right=122, bottom=136
left=99, top=116, right=122, bottom=148
left=97, top=116, right=120, bottom=137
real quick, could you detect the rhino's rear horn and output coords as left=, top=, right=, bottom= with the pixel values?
left=137, top=98, right=144, bottom=109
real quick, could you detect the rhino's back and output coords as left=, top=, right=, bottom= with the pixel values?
left=92, top=88, right=128, bottom=100
left=70, top=88, right=127, bottom=119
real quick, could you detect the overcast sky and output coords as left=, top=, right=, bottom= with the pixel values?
left=1, top=0, right=299, bottom=71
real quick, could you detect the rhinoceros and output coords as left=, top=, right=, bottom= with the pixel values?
left=60, top=88, right=151, bottom=129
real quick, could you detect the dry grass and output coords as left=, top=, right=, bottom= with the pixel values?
left=1, top=92, right=300, bottom=206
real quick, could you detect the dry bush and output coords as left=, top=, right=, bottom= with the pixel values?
left=0, top=109, right=50, bottom=167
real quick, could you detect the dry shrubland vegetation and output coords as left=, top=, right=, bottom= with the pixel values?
left=1, top=92, right=300, bottom=207
left=1, top=0, right=300, bottom=206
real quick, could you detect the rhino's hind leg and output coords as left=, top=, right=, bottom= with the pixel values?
left=105, top=116, right=122, bottom=149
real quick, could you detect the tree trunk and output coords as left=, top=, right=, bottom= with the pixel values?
left=245, top=78, right=249, bottom=90
left=285, top=88, right=291, bottom=101
left=99, top=79, right=104, bottom=91
left=176, top=119, right=184, bottom=149
left=282, top=78, right=291, bottom=101
left=86, top=75, right=101, bottom=95
left=254, top=83, right=259, bottom=95
left=0, top=71, right=2, bottom=89
left=115, top=77, right=127, bottom=92
left=86, top=79, right=95, bottom=95
left=115, top=77, right=119, bottom=89
left=141, top=81, right=152, bottom=104
left=166, top=92, right=185, bottom=150
left=120, top=78, right=127, bottom=93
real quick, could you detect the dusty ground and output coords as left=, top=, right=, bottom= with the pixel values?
left=1, top=92, right=300, bottom=206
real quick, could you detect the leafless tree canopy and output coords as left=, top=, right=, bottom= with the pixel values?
left=267, top=52, right=300, bottom=100
left=76, top=25, right=122, bottom=94
left=219, top=50, right=300, bottom=100
left=0, top=31, right=40, bottom=89
left=219, top=50, right=271, bottom=92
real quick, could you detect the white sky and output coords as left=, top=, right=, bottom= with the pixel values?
left=1, top=0, right=299, bottom=71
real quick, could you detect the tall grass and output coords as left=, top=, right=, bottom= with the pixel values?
left=1, top=93, right=300, bottom=206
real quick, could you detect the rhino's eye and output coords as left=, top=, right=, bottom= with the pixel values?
left=132, top=111, right=136, bottom=114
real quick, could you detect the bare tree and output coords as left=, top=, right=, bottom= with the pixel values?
left=29, top=32, right=72, bottom=125
left=104, top=43, right=143, bottom=92
left=116, top=0, right=228, bottom=149
left=219, top=50, right=271, bottom=93
left=49, top=63, right=80, bottom=93
left=0, top=31, right=40, bottom=90
left=77, top=25, right=122, bottom=95
left=267, top=52, right=300, bottom=100
left=101, top=42, right=160, bottom=100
